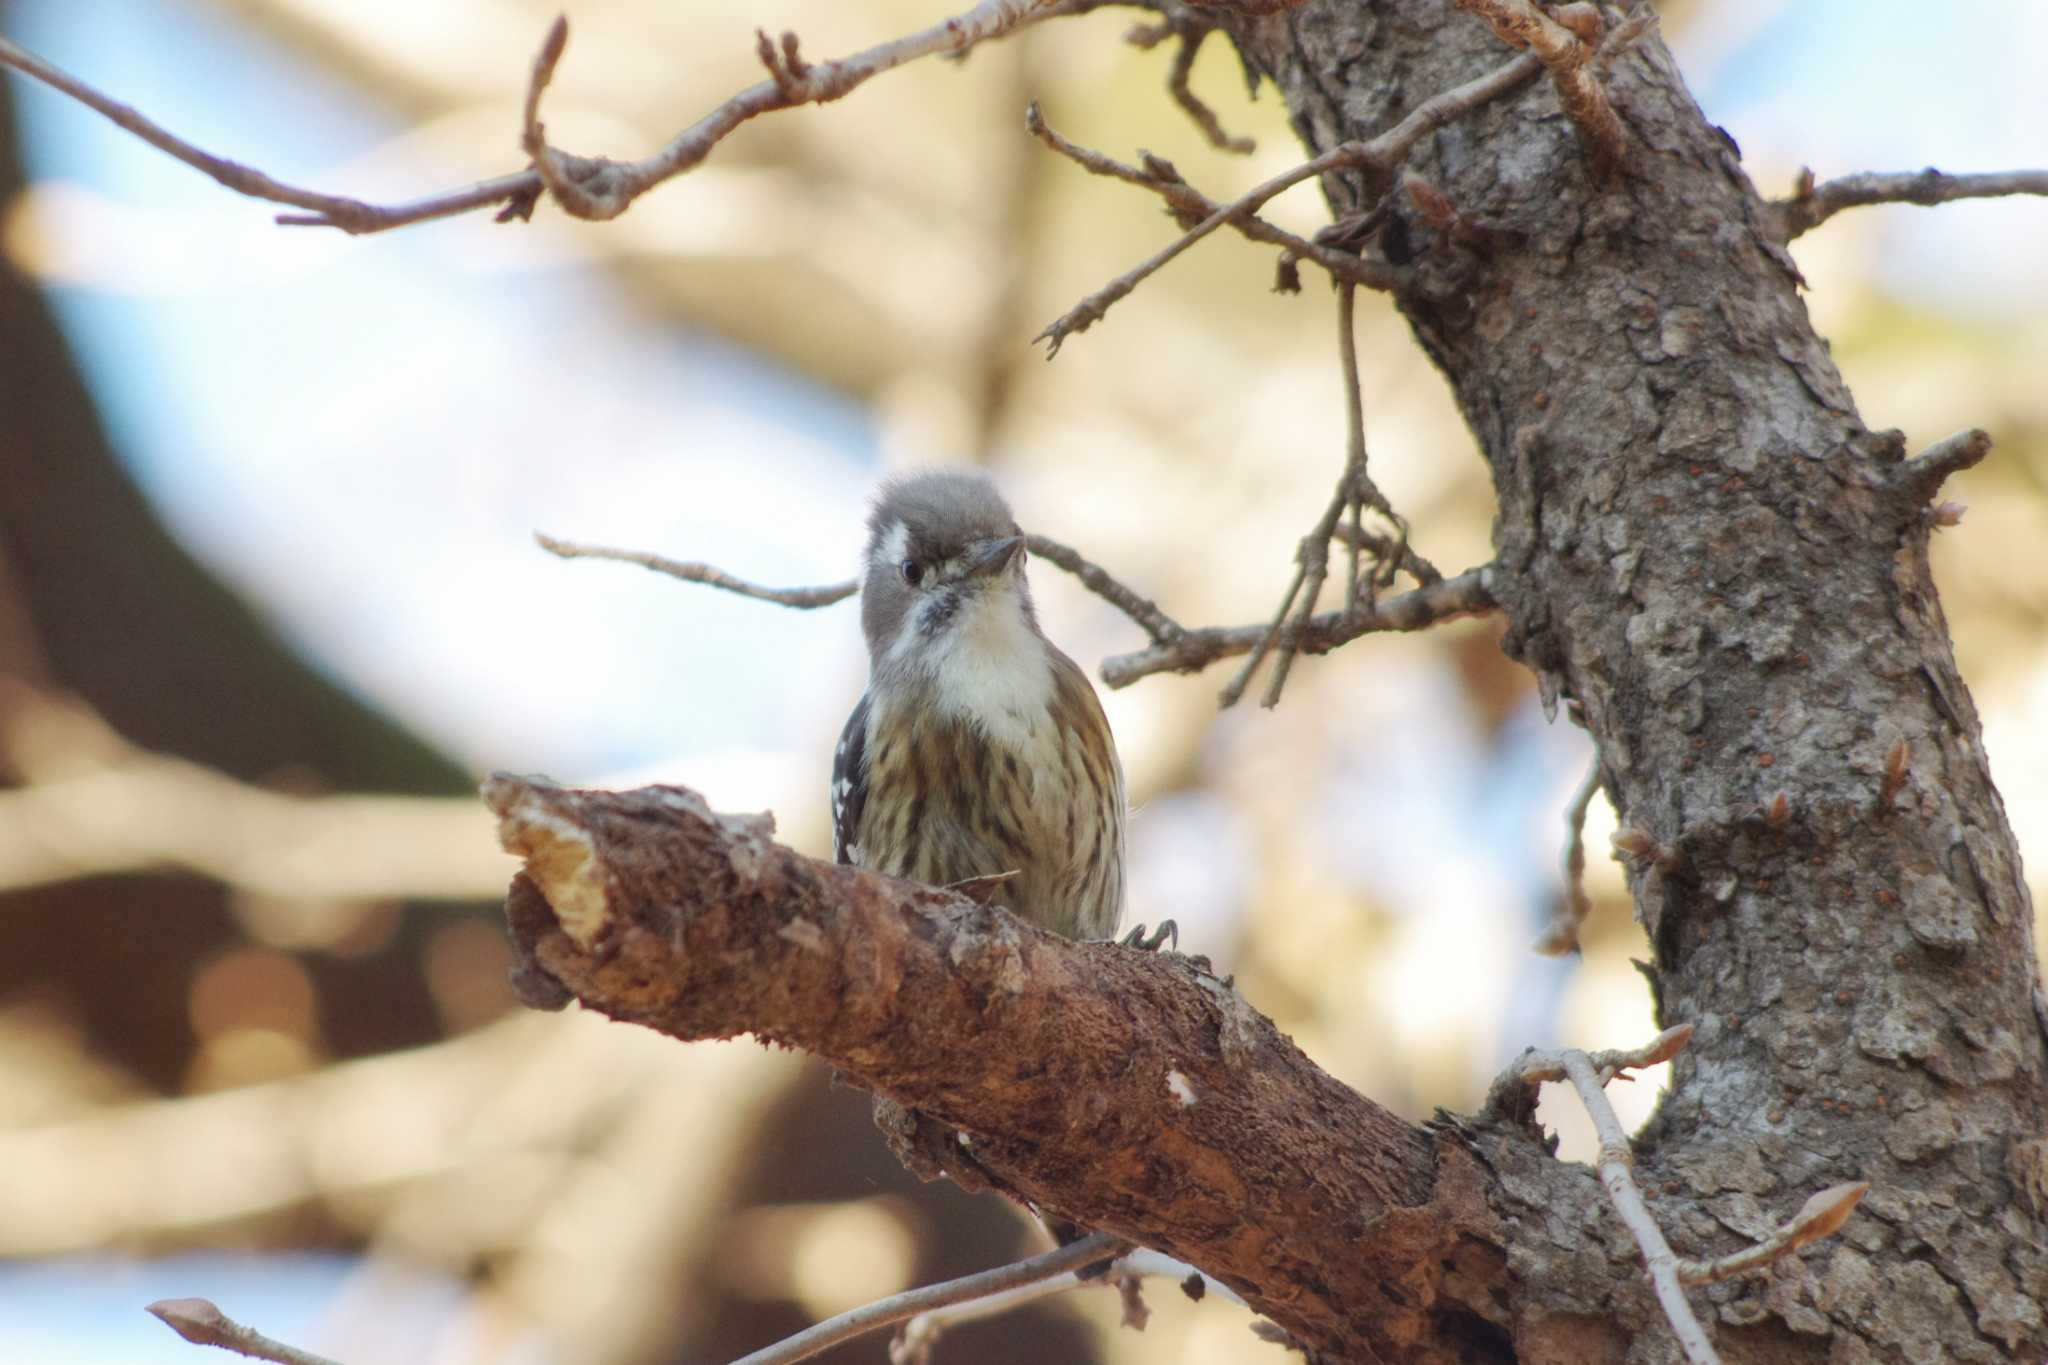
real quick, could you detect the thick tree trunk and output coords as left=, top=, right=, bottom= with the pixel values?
left=1205, top=2, right=2048, bottom=1358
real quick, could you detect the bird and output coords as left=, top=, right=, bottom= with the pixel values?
left=831, top=469, right=1136, bottom=943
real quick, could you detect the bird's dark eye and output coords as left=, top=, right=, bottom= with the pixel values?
left=900, top=559, right=923, bottom=586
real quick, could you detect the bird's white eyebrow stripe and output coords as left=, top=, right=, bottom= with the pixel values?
left=872, top=520, right=909, bottom=571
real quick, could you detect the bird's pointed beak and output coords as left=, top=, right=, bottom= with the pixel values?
left=966, top=535, right=1024, bottom=578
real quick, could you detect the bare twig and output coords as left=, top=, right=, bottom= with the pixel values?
left=1513, top=1028, right=1711, bottom=1362
left=1115, top=1272, right=1152, bottom=1329
left=1770, top=167, right=2048, bottom=242
left=1514, top=1023, right=1694, bottom=1087
left=1033, top=52, right=1545, bottom=351
left=1165, top=22, right=1255, bottom=154
left=1222, top=283, right=1377, bottom=709
left=891, top=1273, right=1088, bottom=1364
left=518, top=16, right=599, bottom=221
left=1101, top=564, right=1498, bottom=689
left=0, top=3, right=1068, bottom=234
left=1536, top=759, right=1604, bottom=956
left=1555, top=1048, right=1719, bottom=1365
left=534, top=521, right=1484, bottom=700
left=889, top=1247, right=1233, bottom=1364
left=534, top=526, right=1192, bottom=640
left=1023, top=103, right=1406, bottom=352
left=0, top=33, right=536, bottom=234
left=733, top=1232, right=1126, bottom=1365
left=1022, top=534, right=1184, bottom=644
left=1451, top=0, right=1628, bottom=170
left=147, top=1299, right=345, bottom=1365
left=1509, top=1029, right=1867, bottom=1363
left=534, top=532, right=859, bottom=608
left=1896, top=427, right=1992, bottom=504
left=1676, top=1183, right=1869, bottom=1287
left=1215, top=559, right=1309, bottom=709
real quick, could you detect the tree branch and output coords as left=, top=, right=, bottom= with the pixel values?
left=532, top=513, right=1489, bottom=700
left=1215, top=280, right=1435, bottom=710
left=732, top=1231, right=1125, bottom=1365
left=1504, top=1029, right=1868, bottom=1363
left=1023, top=104, right=1410, bottom=355
left=1031, top=51, right=1546, bottom=351
left=1449, top=0, right=1630, bottom=170
left=1768, top=166, right=2048, bottom=242
left=534, top=532, right=860, bottom=608
left=481, top=773, right=1506, bottom=1361
left=1535, top=759, right=1603, bottom=956
left=1098, top=564, right=1499, bottom=689
left=147, top=1299, right=344, bottom=1365
left=1894, top=426, right=1992, bottom=505
left=0, top=3, right=1071, bottom=234
left=0, top=32, right=537, bottom=233
left=1675, top=1181, right=1868, bottom=1288
left=891, top=1247, right=1246, bottom=1364
left=1161, top=17, right=1256, bottom=154
left=1554, top=1046, right=1720, bottom=1365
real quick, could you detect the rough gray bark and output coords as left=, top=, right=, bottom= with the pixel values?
left=1199, top=1, right=2048, bottom=1359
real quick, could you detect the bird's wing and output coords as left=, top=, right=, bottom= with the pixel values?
left=830, top=691, right=872, bottom=866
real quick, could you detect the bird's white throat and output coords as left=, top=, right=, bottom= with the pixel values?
left=890, top=581, right=1053, bottom=744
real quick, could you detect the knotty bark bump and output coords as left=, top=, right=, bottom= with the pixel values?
left=485, top=774, right=1518, bottom=1360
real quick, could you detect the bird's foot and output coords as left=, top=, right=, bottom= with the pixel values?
left=1119, top=919, right=1179, bottom=953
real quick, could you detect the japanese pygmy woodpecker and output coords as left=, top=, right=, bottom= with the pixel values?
left=831, top=470, right=1125, bottom=942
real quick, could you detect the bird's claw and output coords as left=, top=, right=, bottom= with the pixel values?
left=1119, top=919, right=1179, bottom=953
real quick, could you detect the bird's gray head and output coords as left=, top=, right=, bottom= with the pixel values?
left=860, top=470, right=1039, bottom=670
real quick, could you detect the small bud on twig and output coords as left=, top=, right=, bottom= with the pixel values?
left=1612, top=826, right=1682, bottom=873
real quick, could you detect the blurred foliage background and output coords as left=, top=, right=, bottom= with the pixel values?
left=1, top=0, right=2044, bottom=1361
